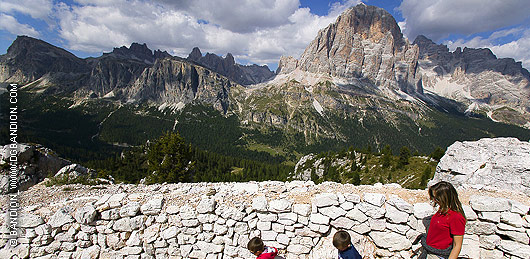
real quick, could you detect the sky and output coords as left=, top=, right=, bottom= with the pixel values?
left=1, top=0, right=529, bottom=71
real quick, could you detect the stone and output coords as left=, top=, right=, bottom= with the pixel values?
left=107, top=193, right=127, bottom=208
left=387, top=197, right=413, bottom=213
left=318, top=206, right=346, bottom=220
left=261, top=231, right=278, bottom=241
left=510, top=201, right=530, bottom=215
left=252, top=196, right=268, bottom=211
left=470, top=195, right=510, bottom=212
left=479, top=211, right=501, bottom=223
left=287, top=244, right=311, bottom=255
left=312, top=193, right=339, bottom=207
left=344, top=193, right=361, bottom=204
left=466, top=221, right=497, bottom=235
left=49, top=207, right=75, bottom=228
left=257, top=221, right=271, bottom=231
left=460, top=234, right=480, bottom=259
left=277, top=233, right=290, bottom=245
left=196, top=241, right=223, bottom=254
left=140, top=197, right=164, bottom=215
left=101, top=208, right=120, bottom=220
left=79, top=245, right=100, bottom=259
left=463, top=205, right=478, bottom=221
left=498, top=240, right=530, bottom=259
left=432, top=138, right=530, bottom=194
left=413, top=203, right=434, bottom=219
left=293, top=204, right=311, bottom=216
left=75, top=205, right=97, bottom=224
left=369, top=231, right=412, bottom=251
left=496, top=229, right=529, bottom=244
left=479, top=234, right=501, bottom=249
left=269, top=199, right=292, bottom=213
left=345, top=208, right=368, bottom=223
left=363, top=193, right=386, bottom=207
left=196, top=198, right=216, bottom=214
left=357, top=202, right=385, bottom=219
left=19, top=213, right=44, bottom=228
left=480, top=248, right=503, bottom=259
left=500, top=212, right=524, bottom=228
left=385, top=204, right=409, bottom=224
left=120, top=202, right=140, bottom=217
left=330, top=217, right=355, bottom=230
left=369, top=218, right=386, bottom=231
left=309, top=213, right=330, bottom=225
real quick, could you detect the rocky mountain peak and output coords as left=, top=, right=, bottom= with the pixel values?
left=106, top=42, right=170, bottom=63
left=290, top=4, right=418, bottom=95
left=187, top=47, right=203, bottom=61
left=0, top=35, right=88, bottom=83
left=186, top=48, right=274, bottom=85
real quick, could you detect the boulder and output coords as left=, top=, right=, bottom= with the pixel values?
left=432, top=138, right=530, bottom=194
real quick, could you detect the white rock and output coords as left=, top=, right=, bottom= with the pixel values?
left=277, top=233, right=290, bottom=245
left=510, top=201, right=530, bottom=215
left=498, top=240, right=530, bottom=259
left=113, top=218, right=133, bottom=232
left=107, top=193, right=127, bottom=208
left=480, top=248, right=503, bottom=259
left=233, top=182, right=259, bottom=194
left=413, top=203, right=434, bottom=219
left=385, top=204, right=409, bottom=224
left=363, top=193, right=386, bottom=207
left=479, top=211, right=500, bottom=223
left=269, top=199, right=292, bottom=213
left=252, top=196, right=268, bottom=211
left=19, top=213, right=44, bottom=228
left=466, top=221, right=497, bottom=235
left=161, top=226, right=178, bottom=240
left=309, top=213, right=330, bottom=225
left=357, top=202, right=385, bottom=219
left=387, top=197, right=413, bottom=213
left=49, top=207, right=75, bottom=228
left=75, top=205, right=97, bottom=224
left=293, top=204, right=311, bottom=216
left=463, top=205, right=478, bottom=221
left=344, top=193, right=361, bottom=204
left=500, top=212, right=524, bottom=228
left=460, top=234, right=480, bottom=259
left=257, top=221, right=271, bottom=231
left=432, top=138, right=530, bottom=194
left=470, top=195, right=510, bottom=212
left=287, top=244, right=311, bottom=255
left=119, top=202, right=140, bottom=217
left=140, top=197, right=164, bottom=215
left=79, top=245, right=101, bottom=259
left=312, top=193, right=339, bottom=208
left=196, top=199, right=216, bottom=214
left=330, top=217, right=355, bottom=229
left=261, top=231, right=278, bottom=241
left=368, top=231, right=412, bottom=251
left=257, top=213, right=277, bottom=222
left=345, top=208, right=368, bottom=223
left=479, top=234, right=501, bottom=250
left=196, top=241, right=223, bottom=253
left=318, top=206, right=346, bottom=220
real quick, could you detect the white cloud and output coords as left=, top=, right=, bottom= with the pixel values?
left=445, top=28, right=530, bottom=70
left=51, top=0, right=361, bottom=66
left=399, top=0, right=530, bottom=41
left=0, top=13, right=40, bottom=37
left=0, top=0, right=53, bottom=20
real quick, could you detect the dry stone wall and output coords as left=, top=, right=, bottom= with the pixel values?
left=1, top=181, right=529, bottom=259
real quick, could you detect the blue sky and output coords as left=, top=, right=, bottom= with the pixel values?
left=1, top=0, right=530, bottom=71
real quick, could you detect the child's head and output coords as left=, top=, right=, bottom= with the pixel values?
left=333, top=230, right=351, bottom=251
left=247, top=237, right=265, bottom=256
left=429, top=181, right=465, bottom=218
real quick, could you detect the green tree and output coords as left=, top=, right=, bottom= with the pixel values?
left=429, top=147, right=445, bottom=161
left=351, top=171, right=361, bottom=185
left=420, top=166, right=433, bottom=188
left=398, top=146, right=411, bottom=168
left=146, top=132, right=195, bottom=183
left=381, top=145, right=392, bottom=168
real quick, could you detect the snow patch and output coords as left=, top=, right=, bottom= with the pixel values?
left=103, top=91, right=115, bottom=98
left=313, top=99, right=324, bottom=116
left=158, top=102, right=186, bottom=112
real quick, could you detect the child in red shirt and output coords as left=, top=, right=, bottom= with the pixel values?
left=424, top=181, right=466, bottom=259
left=247, top=237, right=278, bottom=259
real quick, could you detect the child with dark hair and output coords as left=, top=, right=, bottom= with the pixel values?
left=420, top=181, right=466, bottom=259
left=247, top=237, right=278, bottom=259
left=332, top=230, right=362, bottom=259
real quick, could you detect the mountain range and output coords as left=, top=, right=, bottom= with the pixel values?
left=1, top=3, right=529, bottom=163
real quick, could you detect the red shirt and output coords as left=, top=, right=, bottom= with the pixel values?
left=426, top=209, right=466, bottom=249
left=256, top=246, right=278, bottom=259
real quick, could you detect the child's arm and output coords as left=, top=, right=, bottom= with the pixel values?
left=448, top=235, right=463, bottom=259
